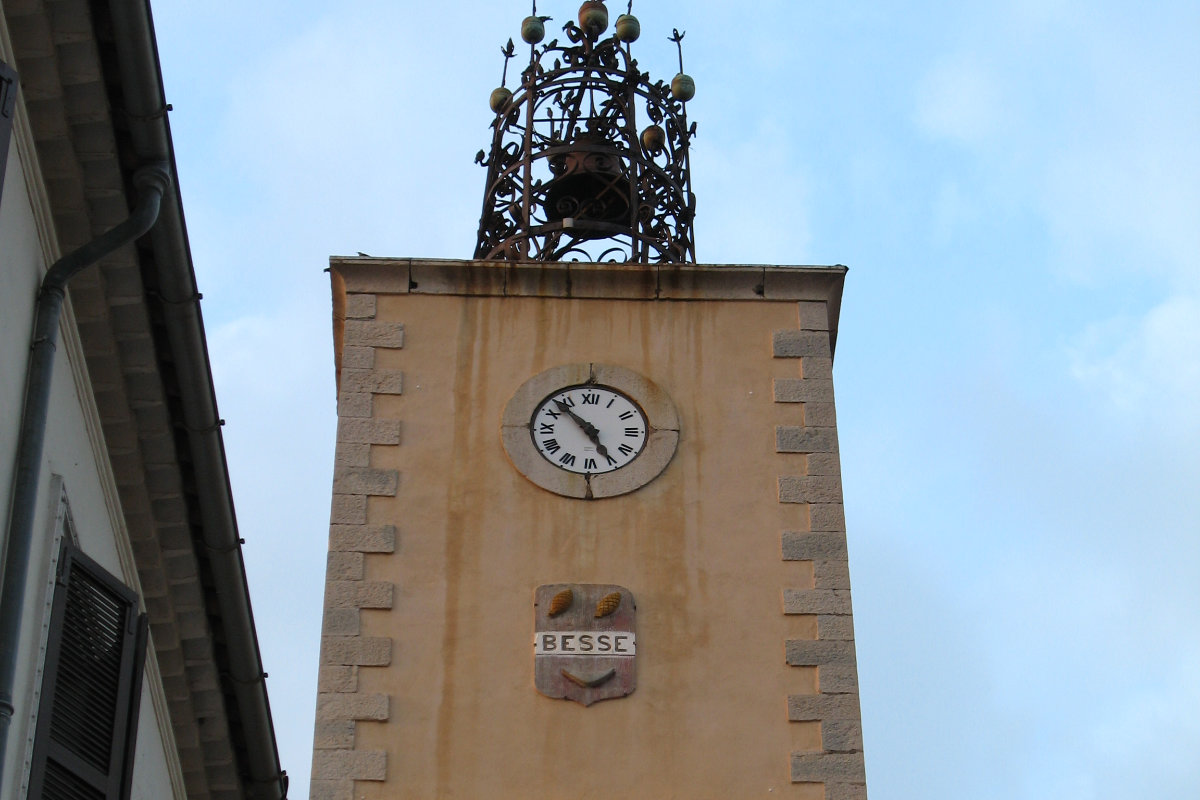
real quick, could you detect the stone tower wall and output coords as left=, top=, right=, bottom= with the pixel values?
left=310, top=259, right=866, bottom=800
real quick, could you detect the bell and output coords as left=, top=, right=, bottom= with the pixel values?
left=543, top=133, right=632, bottom=233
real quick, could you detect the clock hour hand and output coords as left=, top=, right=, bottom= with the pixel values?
left=554, top=400, right=609, bottom=457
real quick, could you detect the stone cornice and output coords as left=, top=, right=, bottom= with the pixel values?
left=329, top=257, right=848, bottom=384
left=330, top=256, right=846, bottom=304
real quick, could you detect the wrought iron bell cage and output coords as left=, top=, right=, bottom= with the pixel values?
left=475, top=2, right=697, bottom=264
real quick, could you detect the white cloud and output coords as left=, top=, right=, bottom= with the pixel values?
left=1041, top=136, right=1200, bottom=289
left=930, top=179, right=979, bottom=248
left=1068, top=295, right=1200, bottom=430
left=693, top=118, right=813, bottom=264
left=913, top=54, right=1003, bottom=145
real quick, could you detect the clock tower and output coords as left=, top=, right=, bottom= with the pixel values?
left=309, top=4, right=868, bottom=799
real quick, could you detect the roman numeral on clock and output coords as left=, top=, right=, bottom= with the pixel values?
left=581, top=393, right=599, bottom=405
left=625, top=427, right=640, bottom=437
left=542, top=439, right=561, bottom=454
left=618, top=444, right=634, bottom=456
left=619, top=411, right=635, bottom=420
left=584, top=458, right=597, bottom=471
left=559, top=452, right=577, bottom=467
left=539, top=423, right=555, bottom=434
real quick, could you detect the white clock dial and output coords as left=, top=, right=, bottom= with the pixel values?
left=530, top=385, right=648, bottom=475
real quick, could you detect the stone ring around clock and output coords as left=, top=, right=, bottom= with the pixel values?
left=501, top=363, right=680, bottom=500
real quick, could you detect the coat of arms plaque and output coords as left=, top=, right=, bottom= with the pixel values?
left=534, top=584, right=636, bottom=707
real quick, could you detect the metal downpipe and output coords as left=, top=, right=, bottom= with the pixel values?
left=0, top=163, right=171, bottom=788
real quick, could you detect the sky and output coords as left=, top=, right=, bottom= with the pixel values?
left=149, top=1, right=1199, bottom=797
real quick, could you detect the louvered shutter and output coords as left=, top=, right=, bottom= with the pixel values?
left=28, top=546, right=149, bottom=800
left=0, top=60, right=17, bottom=210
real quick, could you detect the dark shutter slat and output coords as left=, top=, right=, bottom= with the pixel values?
left=44, top=758, right=107, bottom=800
left=28, top=546, right=148, bottom=800
left=49, top=567, right=129, bottom=773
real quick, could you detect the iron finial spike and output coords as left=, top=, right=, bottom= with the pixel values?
left=627, top=0, right=634, bottom=14
left=501, top=38, right=516, bottom=84
left=671, top=28, right=686, bottom=73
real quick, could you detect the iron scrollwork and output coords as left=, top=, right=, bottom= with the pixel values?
left=475, top=6, right=696, bottom=264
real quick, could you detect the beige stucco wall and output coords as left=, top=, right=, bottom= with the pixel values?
left=315, top=260, right=864, bottom=799
left=364, top=295, right=813, bottom=797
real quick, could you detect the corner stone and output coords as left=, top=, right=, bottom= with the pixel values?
left=828, top=782, right=869, bottom=800
left=309, top=779, right=354, bottom=800
left=782, top=532, right=849, bottom=561
left=313, top=719, right=356, bottom=750
left=332, top=467, right=399, bottom=497
left=823, top=721, right=864, bottom=752
left=321, top=636, right=392, bottom=667
left=344, top=294, right=377, bottom=320
left=330, top=495, right=368, bottom=525
left=779, top=475, right=843, bottom=504
left=329, top=525, right=397, bottom=553
left=790, top=752, right=866, bottom=783
left=784, top=589, right=852, bottom=616
left=777, top=427, right=839, bottom=454
left=775, top=330, right=832, bottom=359
left=326, top=581, right=394, bottom=610
left=810, top=504, right=846, bottom=532
left=340, top=369, right=404, bottom=396
left=774, top=379, right=835, bottom=404
left=317, top=692, right=390, bottom=722
left=786, top=639, right=857, bottom=667
left=317, top=666, right=359, bottom=693
left=787, top=693, right=861, bottom=722
left=343, top=320, right=404, bottom=348
left=311, top=749, right=387, bottom=782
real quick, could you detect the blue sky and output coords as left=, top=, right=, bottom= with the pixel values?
left=150, top=1, right=1199, bottom=797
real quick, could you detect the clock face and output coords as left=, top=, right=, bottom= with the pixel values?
left=530, top=385, right=648, bottom=475
left=501, top=363, right=679, bottom=499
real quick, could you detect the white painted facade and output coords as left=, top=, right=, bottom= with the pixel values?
left=0, top=21, right=186, bottom=799
left=1, top=2, right=284, bottom=797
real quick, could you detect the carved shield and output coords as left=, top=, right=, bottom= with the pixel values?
left=534, top=584, right=636, bottom=707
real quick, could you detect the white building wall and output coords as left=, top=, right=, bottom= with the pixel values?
left=0, top=132, right=40, bottom=526
left=0, top=58, right=186, bottom=800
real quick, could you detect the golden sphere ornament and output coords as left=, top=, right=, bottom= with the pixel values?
left=671, top=73, right=695, bottom=102
left=615, top=14, right=640, bottom=42
left=490, top=87, right=513, bottom=113
left=578, top=1, right=609, bottom=38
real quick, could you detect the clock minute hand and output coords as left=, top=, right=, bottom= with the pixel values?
left=554, top=400, right=609, bottom=457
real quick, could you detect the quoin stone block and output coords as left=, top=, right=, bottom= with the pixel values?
left=321, top=636, right=392, bottom=667
left=332, top=468, right=399, bottom=497
left=778, top=475, right=843, bottom=504
left=774, top=378, right=836, bottom=404
left=343, top=320, right=404, bottom=348
left=777, top=426, right=840, bottom=454
left=774, top=330, right=832, bottom=358
left=782, top=532, right=850, bottom=561
left=329, top=525, right=397, bottom=553
left=340, top=369, right=404, bottom=396
left=311, top=749, right=387, bottom=782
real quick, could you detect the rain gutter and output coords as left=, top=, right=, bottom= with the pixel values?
left=104, top=2, right=287, bottom=797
